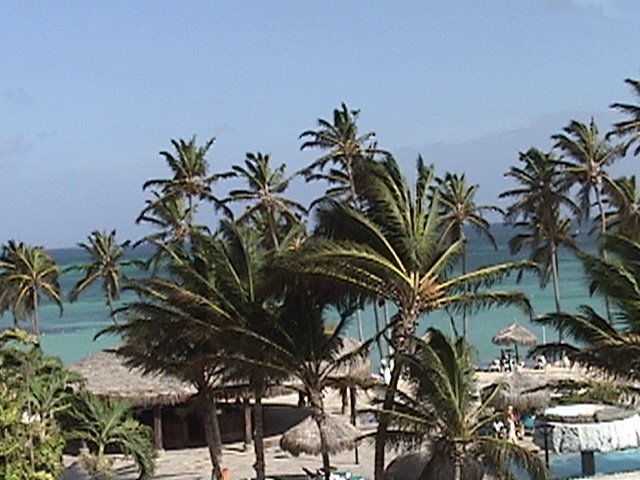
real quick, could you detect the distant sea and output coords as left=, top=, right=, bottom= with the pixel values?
left=0, top=225, right=603, bottom=367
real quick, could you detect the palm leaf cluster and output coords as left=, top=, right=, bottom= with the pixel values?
left=299, top=102, right=387, bottom=204
left=223, top=152, right=307, bottom=249
left=67, top=229, right=137, bottom=324
left=68, top=392, right=155, bottom=480
left=383, top=329, right=549, bottom=480
left=535, top=234, right=640, bottom=381
left=0, top=240, right=62, bottom=336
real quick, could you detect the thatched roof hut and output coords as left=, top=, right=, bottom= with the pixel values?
left=279, top=414, right=360, bottom=456
left=70, top=351, right=196, bottom=408
left=489, top=371, right=551, bottom=412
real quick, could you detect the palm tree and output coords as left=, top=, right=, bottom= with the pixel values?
left=105, top=236, right=232, bottom=480
left=435, top=172, right=501, bottom=339
left=507, top=208, right=577, bottom=314
left=534, top=233, right=640, bottom=382
left=0, top=240, right=62, bottom=336
left=500, top=148, right=579, bottom=334
left=280, top=156, right=534, bottom=480
left=609, top=77, right=640, bottom=156
left=135, top=192, right=211, bottom=270
left=67, top=230, right=136, bottom=324
left=223, top=152, right=307, bottom=249
left=68, top=392, right=155, bottom=480
left=552, top=118, right=624, bottom=231
left=602, top=175, right=640, bottom=241
left=142, top=136, right=230, bottom=226
left=233, top=276, right=368, bottom=480
left=300, top=103, right=384, bottom=204
left=383, top=329, right=549, bottom=480
left=110, top=223, right=279, bottom=480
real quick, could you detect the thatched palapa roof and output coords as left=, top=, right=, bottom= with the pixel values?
left=279, top=414, right=360, bottom=456
left=70, top=351, right=196, bottom=407
left=489, top=371, right=551, bottom=411
left=328, top=337, right=374, bottom=387
left=492, top=322, right=537, bottom=347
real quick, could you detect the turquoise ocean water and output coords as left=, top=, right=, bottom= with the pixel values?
left=0, top=225, right=603, bottom=366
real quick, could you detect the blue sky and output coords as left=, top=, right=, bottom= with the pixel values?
left=1, top=0, right=639, bottom=248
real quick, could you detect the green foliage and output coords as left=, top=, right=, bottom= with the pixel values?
left=557, top=382, right=626, bottom=406
left=535, top=234, right=640, bottom=381
left=67, top=392, right=156, bottom=480
left=67, top=230, right=137, bottom=322
left=383, top=329, right=550, bottom=480
left=0, top=240, right=62, bottom=336
left=0, top=329, right=71, bottom=479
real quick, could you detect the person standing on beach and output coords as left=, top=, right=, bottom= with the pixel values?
left=506, top=405, right=518, bottom=442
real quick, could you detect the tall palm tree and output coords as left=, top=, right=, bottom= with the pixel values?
left=0, top=241, right=62, bottom=336
left=280, top=156, right=534, bottom=480
left=534, top=233, right=640, bottom=381
left=135, top=192, right=211, bottom=270
left=142, top=136, right=230, bottom=227
left=435, top=172, right=501, bottom=339
left=223, top=152, right=307, bottom=249
left=67, top=230, right=136, bottom=324
left=552, top=118, right=624, bottom=232
left=609, top=77, right=640, bottom=156
left=299, top=103, right=384, bottom=204
left=105, top=236, right=233, bottom=480
left=507, top=208, right=577, bottom=314
left=233, top=277, right=368, bottom=480
left=500, top=148, right=579, bottom=334
left=383, top=329, right=549, bottom=480
left=602, top=175, right=640, bottom=241
left=110, top=223, right=279, bottom=480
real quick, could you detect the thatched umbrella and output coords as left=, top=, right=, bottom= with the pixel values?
left=492, top=322, right=537, bottom=363
left=70, top=351, right=196, bottom=449
left=279, top=413, right=360, bottom=456
left=329, top=337, right=373, bottom=386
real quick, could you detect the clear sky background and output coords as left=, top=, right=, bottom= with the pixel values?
left=1, top=0, right=639, bottom=248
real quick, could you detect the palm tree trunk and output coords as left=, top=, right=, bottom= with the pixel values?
left=374, top=361, right=402, bottom=480
left=267, top=208, right=280, bottom=251
left=199, top=387, right=223, bottom=480
left=550, top=242, right=563, bottom=342
left=107, top=292, right=119, bottom=325
left=375, top=309, right=415, bottom=480
left=596, top=188, right=613, bottom=321
left=453, top=444, right=463, bottom=480
left=461, top=242, right=468, bottom=340
left=309, top=389, right=332, bottom=480
left=31, top=289, right=39, bottom=337
left=383, top=301, right=392, bottom=358
left=373, top=299, right=384, bottom=362
left=356, top=308, right=364, bottom=341
left=253, top=376, right=266, bottom=480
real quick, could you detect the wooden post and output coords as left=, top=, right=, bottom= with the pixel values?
left=243, top=397, right=253, bottom=450
left=153, top=405, right=163, bottom=450
left=349, top=386, right=359, bottom=465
